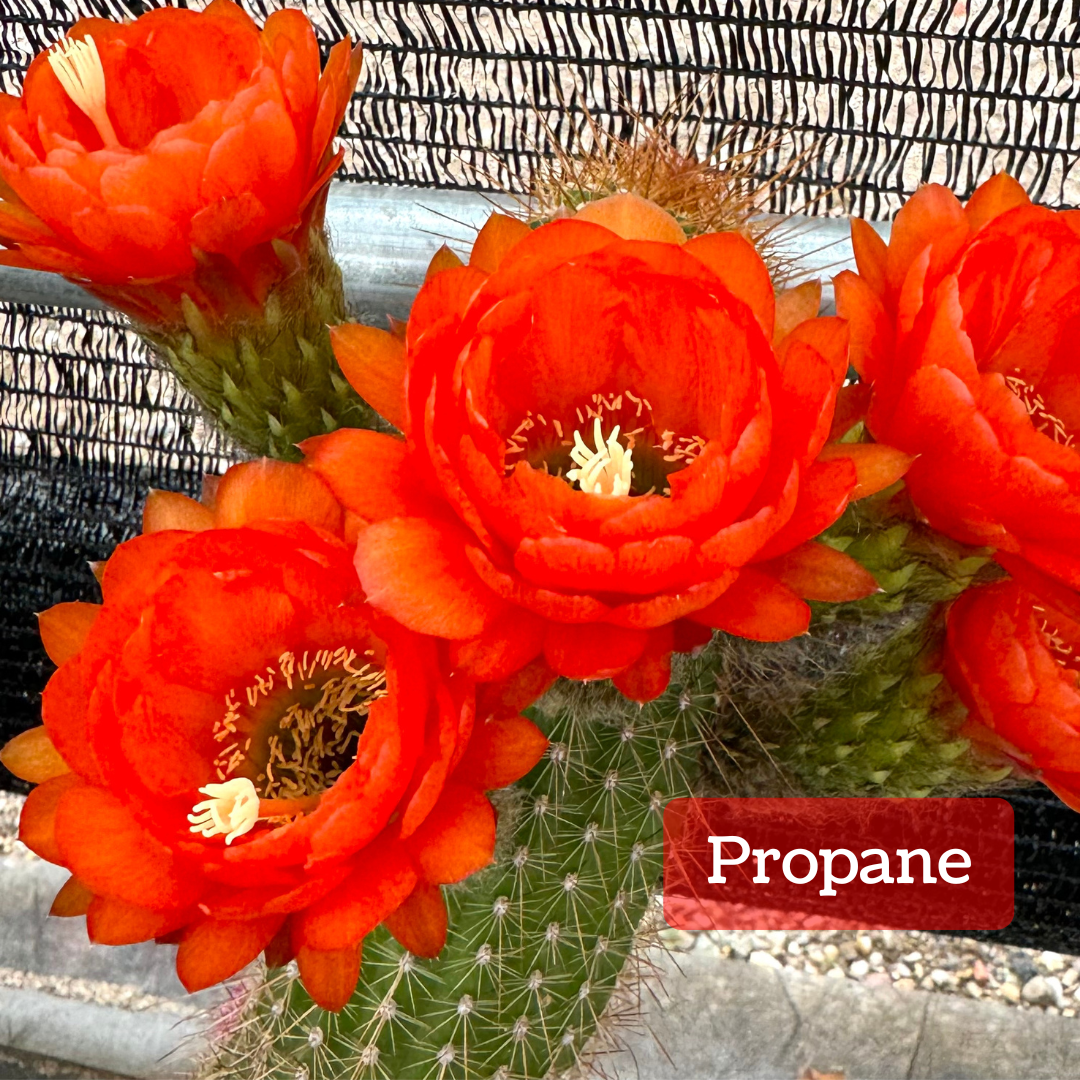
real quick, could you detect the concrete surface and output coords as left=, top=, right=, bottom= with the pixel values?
left=0, top=854, right=189, bottom=998
left=0, top=987, right=200, bottom=1079
left=597, top=946, right=1080, bottom=1080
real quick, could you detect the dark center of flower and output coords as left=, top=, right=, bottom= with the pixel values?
left=190, top=647, right=388, bottom=843
left=1005, top=373, right=1075, bottom=447
left=503, top=390, right=705, bottom=497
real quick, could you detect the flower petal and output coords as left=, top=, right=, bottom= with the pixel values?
left=754, top=541, right=879, bottom=601
left=88, top=896, right=192, bottom=946
left=294, top=842, right=416, bottom=951
left=329, top=323, right=407, bottom=429
left=142, top=491, right=214, bottom=534
left=612, top=625, right=675, bottom=703
left=212, top=459, right=343, bottom=536
left=452, top=715, right=548, bottom=790
left=54, top=785, right=201, bottom=911
left=543, top=622, right=648, bottom=680
left=689, top=567, right=810, bottom=641
left=1, top=725, right=70, bottom=784
left=384, top=882, right=447, bottom=958
left=49, top=875, right=94, bottom=917
left=684, top=230, right=775, bottom=338
left=176, top=914, right=285, bottom=992
left=407, top=784, right=495, bottom=884
left=355, top=517, right=505, bottom=639
left=469, top=213, right=532, bottom=272
left=37, top=602, right=101, bottom=666
left=296, top=943, right=361, bottom=1012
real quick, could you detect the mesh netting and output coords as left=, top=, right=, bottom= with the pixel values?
left=4, top=0, right=1080, bottom=950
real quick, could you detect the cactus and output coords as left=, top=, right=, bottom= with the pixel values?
left=695, top=480, right=1014, bottom=801
left=144, top=227, right=391, bottom=460
left=201, top=670, right=707, bottom=1080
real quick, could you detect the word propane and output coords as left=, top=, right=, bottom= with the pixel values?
left=707, top=836, right=971, bottom=895
left=663, top=798, right=1015, bottom=932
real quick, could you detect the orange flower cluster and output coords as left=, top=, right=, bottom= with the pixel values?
left=836, top=173, right=1080, bottom=587
left=314, top=196, right=908, bottom=702
left=1, top=460, right=546, bottom=1011
left=0, top=0, right=360, bottom=323
left=836, top=172, right=1080, bottom=805
left=945, top=559, right=1080, bottom=811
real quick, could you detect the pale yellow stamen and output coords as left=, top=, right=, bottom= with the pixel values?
left=48, top=36, right=120, bottom=148
left=188, top=778, right=260, bottom=845
left=1006, top=373, right=1074, bottom=447
left=566, top=417, right=633, bottom=497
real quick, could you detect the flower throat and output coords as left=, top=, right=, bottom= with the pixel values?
left=504, top=390, right=706, bottom=497
left=213, top=647, right=388, bottom=800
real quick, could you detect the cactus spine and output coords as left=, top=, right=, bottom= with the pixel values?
left=202, top=673, right=705, bottom=1080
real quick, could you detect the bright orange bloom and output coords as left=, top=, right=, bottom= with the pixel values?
left=835, top=173, right=1080, bottom=587
left=310, top=197, right=907, bottom=702
left=0, top=460, right=546, bottom=1011
left=944, top=556, right=1080, bottom=812
left=0, top=0, right=361, bottom=323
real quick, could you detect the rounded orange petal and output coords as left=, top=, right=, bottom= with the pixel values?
left=329, top=324, right=407, bottom=430
left=355, top=517, right=506, bottom=639
left=211, top=458, right=343, bottom=536
left=143, top=490, right=214, bottom=535
left=406, top=784, right=496, bottom=884
left=574, top=193, right=686, bottom=245
left=452, top=715, right=549, bottom=790
left=37, top=602, right=101, bottom=667
left=296, top=943, right=361, bottom=1012
left=384, top=882, right=447, bottom=958
left=176, top=914, right=285, bottom=993
left=1, top=725, right=70, bottom=784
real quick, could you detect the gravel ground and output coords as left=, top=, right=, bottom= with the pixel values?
left=660, top=926, right=1080, bottom=1016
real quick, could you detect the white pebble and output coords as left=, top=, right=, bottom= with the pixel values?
left=749, top=950, right=783, bottom=970
left=1039, top=951, right=1066, bottom=973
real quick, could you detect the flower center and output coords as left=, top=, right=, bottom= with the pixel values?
left=503, top=390, right=706, bottom=497
left=48, top=36, right=120, bottom=149
left=567, top=418, right=633, bottom=497
left=190, top=646, right=388, bottom=843
left=1005, top=373, right=1075, bottom=447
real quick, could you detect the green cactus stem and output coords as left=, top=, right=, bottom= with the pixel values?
left=699, top=480, right=1014, bottom=799
left=143, top=228, right=390, bottom=460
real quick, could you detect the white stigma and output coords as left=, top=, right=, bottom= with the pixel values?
left=566, top=417, right=633, bottom=497
left=188, top=777, right=260, bottom=845
left=48, top=35, right=120, bottom=148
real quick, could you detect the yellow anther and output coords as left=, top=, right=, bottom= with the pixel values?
left=567, top=417, right=633, bottom=497
left=188, top=777, right=260, bottom=845
left=48, top=36, right=120, bottom=149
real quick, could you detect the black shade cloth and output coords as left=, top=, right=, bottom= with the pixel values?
left=4, top=0, right=1080, bottom=952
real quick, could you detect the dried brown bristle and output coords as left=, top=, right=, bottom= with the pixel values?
left=505, top=83, right=830, bottom=285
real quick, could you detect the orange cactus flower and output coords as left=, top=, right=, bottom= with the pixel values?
left=309, top=196, right=908, bottom=702
left=944, top=557, right=1080, bottom=813
left=0, top=0, right=361, bottom=324
left=0, top=459, right=546, bottom=1012
left=835, top=172, right=1080, bottom=588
